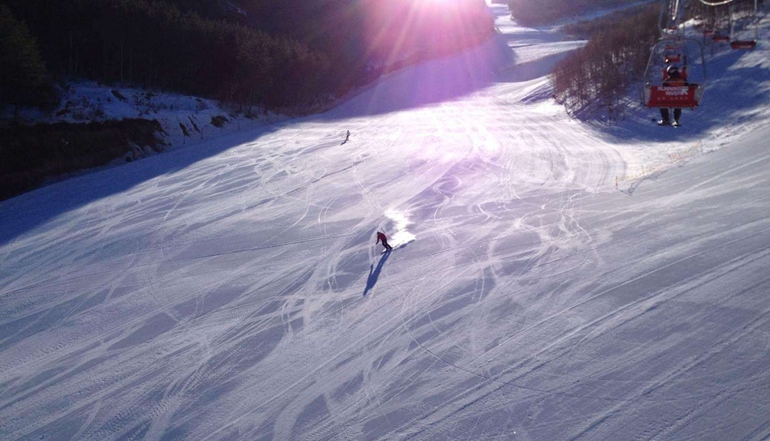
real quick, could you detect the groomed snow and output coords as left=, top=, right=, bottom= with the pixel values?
left=2, top=3, right=770, bottom=441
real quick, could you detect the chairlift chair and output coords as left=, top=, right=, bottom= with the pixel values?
left=729, top=0, right=759, bottom=50
left=731, top=40, right=757, bottom=49
left=642, top=38, right=707, bottom=109
left=702, top=3, right=733, bottom=43
left=701, top=4, right=717, bottom=37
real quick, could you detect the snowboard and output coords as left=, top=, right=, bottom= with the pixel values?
left=381, top=245, right=400, bottom=254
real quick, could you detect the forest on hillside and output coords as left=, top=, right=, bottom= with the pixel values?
left=550, top=4, right=660, bottom=118
left=507, top=0, right=640, bottom=25
left=0, top=0, right=493, bottom=113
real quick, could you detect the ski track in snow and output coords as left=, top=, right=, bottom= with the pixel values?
left=2, top=3, right=770, bottom=441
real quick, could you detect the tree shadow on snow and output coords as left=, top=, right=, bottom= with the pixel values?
left=0, top=122, right=290, bottom=245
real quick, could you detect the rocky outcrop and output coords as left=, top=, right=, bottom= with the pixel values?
left=1, top=119, right=165, bottom=200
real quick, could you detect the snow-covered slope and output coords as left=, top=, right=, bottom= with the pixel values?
left=2, top=3, right=770, bottom=441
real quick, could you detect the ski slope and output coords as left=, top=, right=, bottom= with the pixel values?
left=2, top=3, right=770, bottom=441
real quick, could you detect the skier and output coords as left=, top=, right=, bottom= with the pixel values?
left=659, top=65, right=687, bottom=127
left=376, top=231, right=393, bottom=252
left=345, top=130, right=350, bottom=142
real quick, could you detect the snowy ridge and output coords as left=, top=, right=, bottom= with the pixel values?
left=2, top=3, right=770, bottom=441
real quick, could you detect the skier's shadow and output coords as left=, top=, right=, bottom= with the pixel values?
left=363, top=251, right=392, bottom=296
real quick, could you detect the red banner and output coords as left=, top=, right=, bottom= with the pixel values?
left=647, top=85, right=699, bottom=108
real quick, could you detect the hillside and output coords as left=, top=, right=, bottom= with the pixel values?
left=1, top=2, right=770, bottom=441
left=1, top=0, right=494, bottom=111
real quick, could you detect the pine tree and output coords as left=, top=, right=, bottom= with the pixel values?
left=0, top=5, right=55, bottom=112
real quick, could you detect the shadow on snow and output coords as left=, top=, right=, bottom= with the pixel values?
left=363, top=250, right=392, bottom=297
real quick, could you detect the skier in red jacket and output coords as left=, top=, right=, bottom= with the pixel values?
left=376, top=231, right=393, bottom=252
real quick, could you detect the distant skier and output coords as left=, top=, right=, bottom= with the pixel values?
left=376, top=231, right=393, bottom=252
left=341, top=130, right=351, bottom=145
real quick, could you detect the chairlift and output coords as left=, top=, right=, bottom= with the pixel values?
left=701, top=5, right=718, bottom=37
left=731, top=40, right=758, bottom=49
left=697, top=0, right=736, bottom=6
left=698, top=1, right=734, bottom=42
left=665, top=53, right=683, bottom=63
left=729, top=0, right=759, bottom=50
left=660, top=0, right=687, bottom=38
left=712, top=5, right=732, bottom=42
left=642, top=38, right=707, bottom=109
